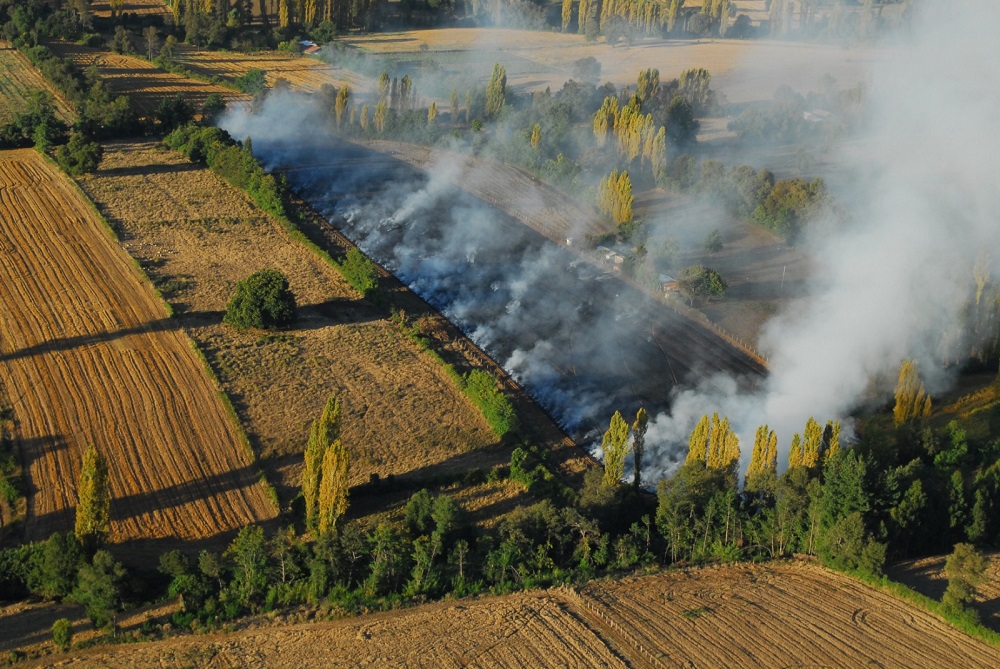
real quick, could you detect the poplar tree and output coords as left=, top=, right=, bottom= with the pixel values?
left=706, top=414, right=738, bottom=475
left=631, top=407, right=648, bottom=489
left=530, top=123, right=541, bottom=149
left=374, top=100, right=387, bottom=133
left=822, top=420, right=841, bottom=463
left=637, top=68, right=659, bottom=102
left=601, top=411, right=631, bottom=487
left=686, top=414, right=710, bottom=465
left=450, top=89, right=459, bottom=124
left=788, top=433, right=803, bottom=469
left=335, top=86, right=350, bottom=128
left=578, top=0, right=589, bottom=34
left=893, top=359, right=932, bottom=426
left=360, top=104, right=369, bottom=131
left=746, top=424, right=777, bottom=489
left=75, top=445, right=110, bottom=549
left=302, top=397, right=340, bottom=531
left=428, top=101, right=438, bottom=126
left=593, top=96, right=619, bottom=147
left=318, top=439, right=349, bottom=535
left=485, top=63, right=507, bottom=118
left=801, top=417, right=823, bottom=469
left=561, top=0, right=573, bottom=32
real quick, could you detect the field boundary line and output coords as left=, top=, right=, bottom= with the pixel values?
left=55, top=150, right=280, bottom=514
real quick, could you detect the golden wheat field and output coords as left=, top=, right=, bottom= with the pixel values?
left=0, top=149, right=276, bottom=548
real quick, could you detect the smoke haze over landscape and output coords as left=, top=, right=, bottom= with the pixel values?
left=225, top=0, right=1000, bottom=483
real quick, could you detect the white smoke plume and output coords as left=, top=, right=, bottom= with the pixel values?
left=643, top=0, right=1000, bottom=477
left=224, top=2, right=1000, bottom=485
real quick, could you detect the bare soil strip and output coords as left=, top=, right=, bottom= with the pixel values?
left=0, top=149, right=275, bottom=546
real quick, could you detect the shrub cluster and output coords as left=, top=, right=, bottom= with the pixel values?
left=164, top=124, right=286, bottom=218
left=463, top=370, right=518, bottom=437
left=224, top=269, right=297, bottom=331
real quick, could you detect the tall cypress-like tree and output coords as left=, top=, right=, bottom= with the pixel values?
left=601, top=411, right=631, bottom=487
left=893, top=359, right=932, bottom=426
left=335, top=86, right=350, bottom=128
left=561, top=0, right=573, bottom=32
left=631, top=407, right=648, bottom=489
left=686, top=414, right=710, bottom=465
left=746, top=424, right=777, bottom=490
left=318, top=439, right=349, bottom=534
left=788, top=433, right=803, bottom=469
left=302, top=397, right=340, bottom=531
left=802, top=417, right=823, bottom=469
left=485, top=63, right=507, bottom=118
left=75, top=445, right=110, bottom=549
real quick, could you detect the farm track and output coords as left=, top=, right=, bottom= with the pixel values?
left=0, top=150, right=275, bottom=548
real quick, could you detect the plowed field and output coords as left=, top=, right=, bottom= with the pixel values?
left=0, top=149, right=275, bottom=546
left=0, top=44, right=74, bottom=124
left=47, top=42, right=249, bottom=117
left=25, top=561, right=1000, bottom=667
left=74, top=141, right=499, bottom=503
left=577, top=561, right=1000, bottom=668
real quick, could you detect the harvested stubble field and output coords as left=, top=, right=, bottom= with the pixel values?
left=174, top=45, right=368, bottom=95
left=0, top=43, right=74, bottom=124
left=47, top=42, right=250, bottom=117
left=0, top=149, right=275, bottom=546
left=74, top=141, right=502, bottom=502
left=26, top=561, right=1000, bottom=668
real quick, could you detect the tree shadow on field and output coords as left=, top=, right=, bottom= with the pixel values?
left=0, top=316, right=182, bottom=364
left=97, top=161, right=202, bottom=178
left=294, top=296, right=382, bottom=329
left=26, top=463, right=273, bottom=546
left=344, top=443, right=511, bottom=521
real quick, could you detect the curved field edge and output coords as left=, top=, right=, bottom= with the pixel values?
left=0, top=148, right=276, bottom=547
left=22, top=560, right=1000, bottom=668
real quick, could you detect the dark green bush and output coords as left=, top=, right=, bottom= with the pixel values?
left=224, top=269, right=297, bottom=330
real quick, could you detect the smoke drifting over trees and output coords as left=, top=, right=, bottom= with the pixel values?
left=223, top=1, right=1000, bottom=486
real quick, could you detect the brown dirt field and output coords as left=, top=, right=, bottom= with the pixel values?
left=74, top=140, right=499, bottom=502
left=24, top=561, right=1000, bottom=668
left=0, top=44, right=74, bottom=125
left=174, top=45, right=367, bottom=95
left=47, top=42, right=250, bottom=117
left=890, top=553, right=1000, bottom=633
left=25, top=590, right=628, bottom=668
left=576, top=561, right=1000, bottom=668
left=0, top=149, right=275, bottom=547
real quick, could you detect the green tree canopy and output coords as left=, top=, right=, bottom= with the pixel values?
left=224, top=268, right=297, bottom=330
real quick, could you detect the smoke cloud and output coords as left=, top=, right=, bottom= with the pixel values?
left=224, top=2, right=1000, bottom=484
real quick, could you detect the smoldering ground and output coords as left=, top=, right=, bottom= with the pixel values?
left=225, top=1, right=999, bottom=485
